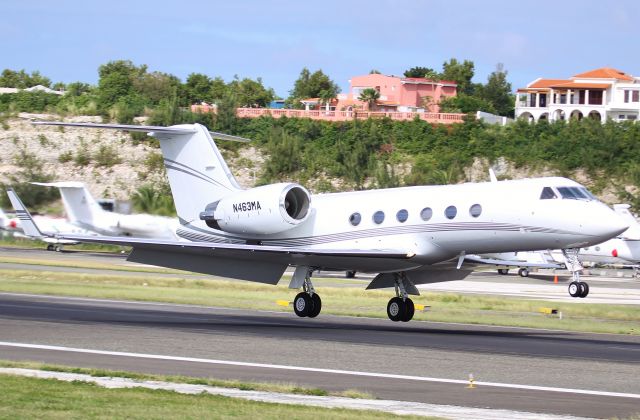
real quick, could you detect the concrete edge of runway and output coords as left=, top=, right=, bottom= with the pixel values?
left=0, top=368, right=591, bottom=420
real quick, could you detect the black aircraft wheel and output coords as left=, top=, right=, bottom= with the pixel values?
left=518, top=268, right=529, bottom=277
left=46, top=244, right=54, bottom=251
left=293, top=292, right=312, bottom=317
left=498, top=269, right=509, bottom=275
left=578, top=282, right=590, bottom=298
left=345, top=271, right=356, bottom=278
left=308, top=294, right=322, bottom=318
left=401, top=298, right=415, bottom=322
left=387, top=297, right=406, bottom=322
left=568, top=281, right=581, bottom=298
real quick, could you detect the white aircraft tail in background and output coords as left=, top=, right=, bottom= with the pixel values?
left=32, top=181, right=179, bottom=240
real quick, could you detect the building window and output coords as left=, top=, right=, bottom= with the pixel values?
left=349, top=212, right=361, bottom=226
left=373, top=211, right=385, bottom=224
left=625, top=90, right=630, bottom=103
left=420, top=207, right=433, bottom=221
left=634, top=91, right=640, bottom=102
left=469, top=204, right=482, bottom=218
left=396, top=209, right=408, bottom=223
left=445, top=206, right=457, bottom=220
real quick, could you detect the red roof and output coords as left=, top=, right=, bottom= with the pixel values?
left=573, top=67, right=634, bottom=81
left=529, top=79, right=571, bottom=88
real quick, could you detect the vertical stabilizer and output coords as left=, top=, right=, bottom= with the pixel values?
left=32, top=182, right=104, bottom=227
left=153, top=124, right=242, bottom=224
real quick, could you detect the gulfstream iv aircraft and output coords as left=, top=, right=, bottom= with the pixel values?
left=8, top=121, right=628, bottom=322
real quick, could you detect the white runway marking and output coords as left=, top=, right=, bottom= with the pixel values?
left=1, top=341, right=639, bottom=400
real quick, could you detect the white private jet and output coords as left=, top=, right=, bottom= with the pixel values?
left=0, top=206, right=89, bottom=251
left=7, top=121, right=628, bottom=322
left=31, top=181, right=179, bottom=241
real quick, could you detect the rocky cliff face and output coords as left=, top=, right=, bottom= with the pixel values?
left=0, top=114, right=264, bottom=205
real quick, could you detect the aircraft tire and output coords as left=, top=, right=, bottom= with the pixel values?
left=498, top=269, right=509, bottom=275
left=568, top=281, right=581, bottom=298
left=387, top=297, right=406, bottom=322
left=401, top=298, right=415, bottom=322
left=518, top=268, right=529, bottom=277
left=308, top=294, right=322, bottom=318
left=293, top=292, right=311, bottom=317
left=578, top=282, right=589, bottom=298
left=46, top=244, right=54, bottom=251
left=345, top=271, right=356, bottom=278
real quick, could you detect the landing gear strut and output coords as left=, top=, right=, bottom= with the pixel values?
left=562, top=248, right=589, bottom=298
left=292, top=268, right=321, bottom=318
left=386, top=272, right=415, bottom=322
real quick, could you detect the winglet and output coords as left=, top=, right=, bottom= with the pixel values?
left=6, top=188, right=45, bottom=238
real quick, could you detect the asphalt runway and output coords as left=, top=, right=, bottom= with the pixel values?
left=1, top=293, right=639, bottom=418
left=1, top=246, right=640, bottom=417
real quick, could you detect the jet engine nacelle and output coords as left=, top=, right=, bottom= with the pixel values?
left=200, top=183, right=311, bottom=235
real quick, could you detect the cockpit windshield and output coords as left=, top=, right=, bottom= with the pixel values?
left=541, top=186, right=599, bottom=201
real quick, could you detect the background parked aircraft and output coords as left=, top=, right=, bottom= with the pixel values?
left=32, top=182, right=179, bottom=240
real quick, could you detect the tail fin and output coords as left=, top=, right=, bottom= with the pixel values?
left=152, top=124, right=242, bottom=223
left=6, top=189, right=44, bottom=238
left=30, top=121, right=245, bottom=224
left=32, top=182, right=104, bottom=226
left=613, top=204, right=640, bottom=239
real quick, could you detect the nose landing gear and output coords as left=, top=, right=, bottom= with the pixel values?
left=562, top=248, right=590, bottom=298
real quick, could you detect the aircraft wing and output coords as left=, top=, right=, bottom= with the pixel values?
left=464, top=254, right=564, bottom=269
left=7, top=188, right=419, bottom=284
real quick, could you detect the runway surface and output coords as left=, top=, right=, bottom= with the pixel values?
left=1, top=293, right=639, bottom=418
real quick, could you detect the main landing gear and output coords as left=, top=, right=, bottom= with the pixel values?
left=562, top=248, right=589, bottom=298
left=386, top=272, right=415, bottom=322
left=292, top=268, right=321, bottom=318
left=46, top=244, right=62, bottom=252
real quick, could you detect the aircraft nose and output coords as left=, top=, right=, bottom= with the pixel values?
left=591, top=205, right=628, bottom=241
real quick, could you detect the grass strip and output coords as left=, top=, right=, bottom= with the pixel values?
left=0, top=268, right=638, bottom=334
left=0, top=372, right=427, bottom=419
left=0, top=360, right=373, bottom=399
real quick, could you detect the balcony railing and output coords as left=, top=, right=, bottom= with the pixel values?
left=234, top=108, right=465, bottom=123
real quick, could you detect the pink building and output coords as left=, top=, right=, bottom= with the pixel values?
left=301, top=74, right=457, bottom=113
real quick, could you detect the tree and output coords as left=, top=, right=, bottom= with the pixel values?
left=403, top=66, right=438, bottom=79
left=441, top=59, right=475, bottom=95
left=96, top=60, right=142, bottom=112
left=185, top=73, right=213, bottom=104
left=228, top=77, right=274, bottom=108
left=369, top=69, right=381, bottom=74
left=287, top=68, right=340, bottom=109
left=358, top=88, right=380, bottom=111
left=439, top=94, right=496, bottom=114
left=477, top=63, right=514, bottom=116
left=0, top=69, right=51, bottom=88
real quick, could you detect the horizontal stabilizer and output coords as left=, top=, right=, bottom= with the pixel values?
left=31, top=121, right=251, bottom=142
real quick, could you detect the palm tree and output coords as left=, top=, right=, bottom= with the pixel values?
left=358, top=88, right=380, bottom=111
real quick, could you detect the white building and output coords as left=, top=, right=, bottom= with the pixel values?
left=515, top=68, right=640, bottom=122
